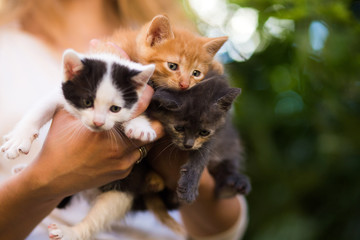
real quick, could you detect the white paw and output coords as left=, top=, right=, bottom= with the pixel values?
left=48, top=224, right=64, bottom=240
left=48, top=223, right=78, bottom=240
left=11, top=163, right=28, bottom=175
left=125, top=124, right=156, bottom=142
left=1, top=127, right=38, bottom=159
left=124, top=116, right=157, bottom=142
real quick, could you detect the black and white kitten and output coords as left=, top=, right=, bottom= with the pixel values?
left=148, top=72, right=251, bottom=203
left=0, top=49, right=159, bottom=239
left=1, top=49, right=156, bottom=159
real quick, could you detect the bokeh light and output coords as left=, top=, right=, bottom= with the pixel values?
left=186, top=0, right=360, bottom=239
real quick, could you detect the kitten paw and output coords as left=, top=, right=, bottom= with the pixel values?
left=175, top=168, right=200, bottom=203
left=1, top=128, right=38, bottom=159
left=48, top=224, right=64, bottom=240
left=123, top=116, right=157, bottom=142
left=11, top=163, right=28, bottom=175
left=216, top=174, right=251, bottom=198
left=125, top=127, right=156, bottom=142
left=177, top=172, right=198, bottom=203
left=48, top=223, right=77, bottom=240
left=176, top=185, right=198, bottom=204
left=124, top=123, right=156, bottom=142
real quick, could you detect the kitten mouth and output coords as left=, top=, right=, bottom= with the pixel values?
left=178, top=145, right=200, bottom=151
left=89, top=127, right=102, bottom=132
left=87, top=125, right=106, bottom=132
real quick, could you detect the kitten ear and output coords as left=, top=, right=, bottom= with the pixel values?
left=146, top=15, right=174, bottom=47
left=215, top=87, right=241, bottom=111
left=152, top=90, right=180, bottom=111
left=132, top=64, right=155, bottom=86
left=204, top=36, right=228, bottom=57
left=62, top=49, right=83, bottom=82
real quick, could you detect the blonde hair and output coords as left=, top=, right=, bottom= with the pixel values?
left=0, top=0, right=195, bottom=43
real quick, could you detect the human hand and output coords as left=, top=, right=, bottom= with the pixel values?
left=147, top=141, right=244, bottom=238
left=24, top=85, right=163, bottom=201
left=89, top=39, right=130, bottom=60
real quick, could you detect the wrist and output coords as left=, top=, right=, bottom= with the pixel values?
left=0, top=164, right=63, bottom=240
left=22, top=154, right=68, bottom=202
left=180, top=169, right=242, bottom=238
left=196, top=168, right=216, bottom=202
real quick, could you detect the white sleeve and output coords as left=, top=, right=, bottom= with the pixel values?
left=190, top=196, right=248, bottom=240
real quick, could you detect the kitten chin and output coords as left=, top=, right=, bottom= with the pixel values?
left=167, top=132, right=210, bottom=151
left=83, top=122, right=113, bottom=132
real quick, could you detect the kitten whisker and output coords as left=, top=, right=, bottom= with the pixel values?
left=151, top=141, right=177, bottom=162
left=106, top=130, right=117, bottom=150
left=51, top=118, right=84, bottom=141
left=167, top=145, right=182, bottom=168
left=67, top=123, right=88, bottom=145
left=109, top=127, right=127, bottom=149
left=110, top=124, right=139, bottom=148
left=196, top=149, right=208, bottom=165
left=151, top=82, right=169, bottom=90
left=113, top=124, right=125, bottom=138
left=199, top=145, right=219, bottom=159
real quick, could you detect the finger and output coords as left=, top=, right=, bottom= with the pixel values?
left=106, top=42, right=130, bottom=60
left=131, top=85, right=154, bottom=118
left=125, top=144, right=150, bottom=166
left=89, top=39, right=100, bottom=49
left=151, top=120, right=165, bottom=140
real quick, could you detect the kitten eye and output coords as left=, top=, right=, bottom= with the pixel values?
left=199, top=130, right=210, bottom=136
left=168, top=62, right=178, bottom=71
left=110, top=105, right=121, bottom=113
left=83, top=98, right=93, bottom=108
left=174, top=126, right=185, bottom=132
left=192, top=70, right=201, bottom=77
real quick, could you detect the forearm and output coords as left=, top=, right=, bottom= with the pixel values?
left=179, top=169, right=241, bottom=238
left=0, top=166, right=62, bottom=239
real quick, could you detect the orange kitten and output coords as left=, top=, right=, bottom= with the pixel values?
left=93, top=15, right=228, bottom=90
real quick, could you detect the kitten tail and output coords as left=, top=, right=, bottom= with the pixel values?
left=144, top=194, right=185, bottom=235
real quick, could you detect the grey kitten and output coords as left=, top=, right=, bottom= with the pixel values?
left=148, top=72, right=251, bottom=203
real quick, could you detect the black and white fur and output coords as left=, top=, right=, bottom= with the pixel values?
left=1, top=49, right=156, bottom=159
left=0, top=49, right=157, bottom=239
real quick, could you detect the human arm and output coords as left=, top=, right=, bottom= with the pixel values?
left=180, top=169, right=247, bottom=240
left=0, top=85, right=163, bottom=240
left=147, top=141, right=247, bottom=239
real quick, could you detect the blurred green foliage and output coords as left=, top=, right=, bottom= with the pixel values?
left=221, top=0, right=360, bottom=239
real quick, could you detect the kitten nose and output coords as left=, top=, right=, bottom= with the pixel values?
left=93, top=120, right=105, bottom=127
left=179, top=79, right=190, bottom=89
left=183, top=139, right=194, bottom=149
left=183, top=144, right=193, bottom=149
left=179, top=82, right=189, bottom=89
